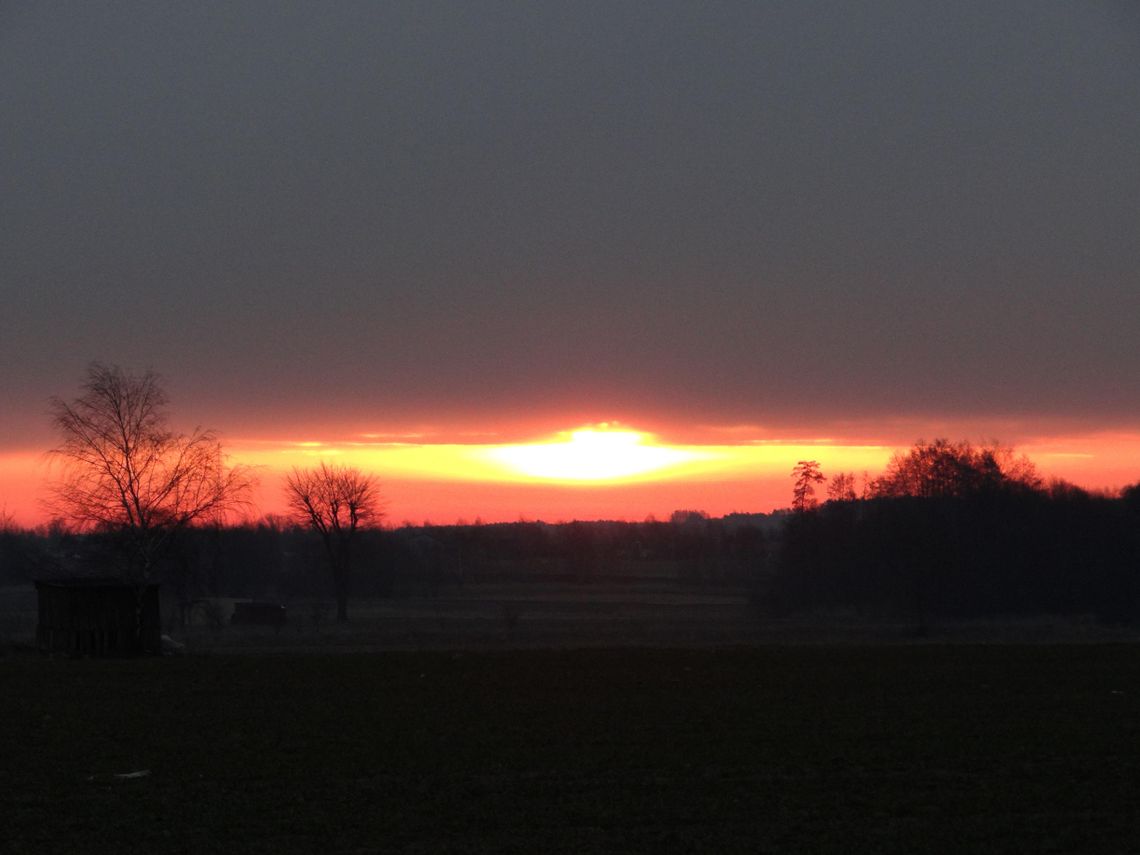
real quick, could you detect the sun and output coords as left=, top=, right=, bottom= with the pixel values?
left=483, top=425, right=707, bottom=482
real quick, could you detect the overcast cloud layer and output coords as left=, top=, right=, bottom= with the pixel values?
left=3, top=1, right=1139, bottom=445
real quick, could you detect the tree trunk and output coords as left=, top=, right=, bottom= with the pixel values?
left=334, top=562, right=349, bottom=622
left=336, top=590, right=348, bottom=622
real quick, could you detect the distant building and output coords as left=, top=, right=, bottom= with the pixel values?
left=35, top=578, right=161, bottom=656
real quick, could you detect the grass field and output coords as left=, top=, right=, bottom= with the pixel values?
left=4, top=645, right=1140, bottom=853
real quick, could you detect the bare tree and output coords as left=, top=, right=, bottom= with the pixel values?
left=791, top=460, right=825, bottom=512
left=47, top=363, right=254, bottom=584
left=871, top=439, right=1042, bottom=499
left=827, top=472, right=858, bottom=502
left=284, top=462, right=383, bottom=621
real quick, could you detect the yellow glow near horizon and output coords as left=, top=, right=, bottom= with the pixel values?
left=226, top=427, right=894, bottom=487
left=6, top=427, right=1140, bottom=526
left=484, top=426, right=711, bottom=482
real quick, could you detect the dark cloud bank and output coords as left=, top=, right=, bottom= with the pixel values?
left=3, top=1, right=1138, bottom=444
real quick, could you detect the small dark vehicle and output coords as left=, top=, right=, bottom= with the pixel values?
left=231, top=601, right=287, bottom=629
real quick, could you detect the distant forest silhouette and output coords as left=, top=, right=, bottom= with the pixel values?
left=15, top=363, right=1138, bottom=630
left=774, top=439, right=1140, bottom=629
left=4, top=435, right=1140, bottom=628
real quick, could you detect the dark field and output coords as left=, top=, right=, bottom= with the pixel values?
left=4, top=646, right=1140, bottom=853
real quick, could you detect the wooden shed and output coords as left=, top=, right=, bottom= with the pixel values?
left=35, top=578, right=161, bottom=656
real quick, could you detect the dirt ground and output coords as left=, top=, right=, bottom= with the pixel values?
left=6, top=581, right=1140, bottom=654
left=6, top=644, right=1140, bottom=853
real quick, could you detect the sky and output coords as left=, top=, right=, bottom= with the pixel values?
left=3, top=2, right=1140, bottom=525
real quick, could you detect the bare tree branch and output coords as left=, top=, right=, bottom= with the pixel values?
left=46, top=363, right=255, bottom=582
left=284, top=461, right=383, bottom=621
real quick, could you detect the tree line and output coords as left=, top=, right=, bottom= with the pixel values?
left=20, top=364, right=772, bottom=621
left=8, top=363, right=1140, bottom=628
left=776, top=443, right=1140, bottom=628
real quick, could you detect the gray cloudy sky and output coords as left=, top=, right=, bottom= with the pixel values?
left=3, top=1, right=1139, bottom=446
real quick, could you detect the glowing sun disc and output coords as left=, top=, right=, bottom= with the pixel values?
left=484, top=427, right=704, bottom=482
